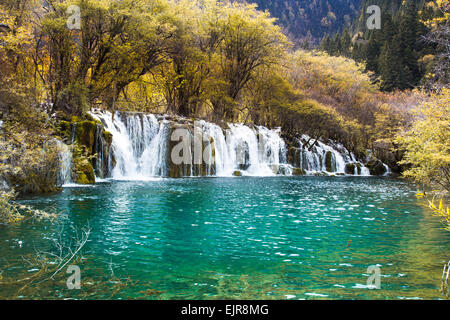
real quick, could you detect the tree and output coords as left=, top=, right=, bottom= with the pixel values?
left=364, top=32, right=381, bottom=73
left=378, top=33, right=405, bottom=91
left=39, top=0, right=174, bottom=114
left=421, top=0, right=450, bottom=90
left=396, top=88, right=450, bottom=191
left=340, top=28, right=352, bottom=57
left=158, top=0, right=224, bottom=116
left=320, top=34, right=332, bottom=52
left=397, top=0, right=421, bottom=88
left=213, top=1, right=289, bottom=120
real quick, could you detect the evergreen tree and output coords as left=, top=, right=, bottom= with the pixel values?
left=378, top=33, right=404, bottom=91
left=380, top=13, right=395, bottom=44
left=396, top=0, right=421, bottom=88
left=340, top=28, right=352, bottom=57
left=320, top=35, right=332, bottom=52
left=333, top=34, right=343, bottom=56
left=364, top=32, right=380, bottom=73
left=351, top=43, right=364, bottom=62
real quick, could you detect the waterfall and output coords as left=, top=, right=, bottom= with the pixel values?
left=295, top=135, right=346, bottom=173
left=87, top=110, right=379, bottom=179
left=294, top=135, right=371, bottom=175
left=89, top=111, right=291, bottom=178
left=90, top=111, right=169, bottom=180
left=226, top=124, right=276, bottom=176
left=139, top=119, right=171, bottom=177
left=56, top=140, right=72, bottom=186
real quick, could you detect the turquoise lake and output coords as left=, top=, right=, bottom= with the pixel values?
left=0, top=176, right=449, bottom=299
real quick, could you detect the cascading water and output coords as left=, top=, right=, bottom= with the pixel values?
left=225, top=124, right=277, bottom=176
left=308, top=135, right=345, bottom=173
left=90, top=111, right=169, bottom=180
left=85, top=110, right=377, bottom=180
left=55, top=140, right=72, bottom=186
left=89, top=111, right=291, bottom=178
left=293, top=135, right=370, bottom=175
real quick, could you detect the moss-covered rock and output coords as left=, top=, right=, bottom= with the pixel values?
left=233, top=170, right=242, bottom=177
left=57, top=119, right=98, bottom=153
left=169, top=164, right=192, bottom=178
left=288, top=147, right=301, bottom=167
left=366, top=159, right=387, bottom=176
left=292, top=168, right=306, bottom=176
left=345, top=163, right=363, bottom=175
left=57, top=121, right=72, bottom=142
left=72, top=156, right=95, bottom=184
left=57, top=116, right=114, bottom=179
left=103, top=130, right=113, bottom=146
left=325, top=151, right=334, bottom=172
left=74, top=121, right=97, bottom=154
left=345, top=163, right=356, bottom=175
left=356, top=163, right=362, bottom=175
left=168, top=123, right=192, bottom=178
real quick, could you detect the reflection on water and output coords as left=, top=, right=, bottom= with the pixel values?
left=0, top=177, right=449, bottom=299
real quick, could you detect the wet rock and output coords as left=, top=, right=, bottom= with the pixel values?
left=345, top=163, right=356, bottom=175
left=72, top=156, right=95, bottom=184
left=233, top=170, right=242, bottom=177
left=237, top=141, right=250, bottom=171
left=288, top=147, right=301, bottom=168
left=366, top=159, right=387, bottom=176
left=292, top=168, right=306, bottom=176
left=74, top=120, right=97, bottom=154
left=356, top=163, right=362, bottom=175
left=325, top=151, right=335, bottom=172
left=313, top=172, right=330, bottom=176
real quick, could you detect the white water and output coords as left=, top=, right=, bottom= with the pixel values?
left=90, top=111, right=169, bottom=179
left=297, top=135, right=347, bottom=174
left=55, top=140, right=72, bottom=186
left=67, top=110, right=377, bottom=180
left=89, top=111, right=291, bottom=178
left=294, top=135, right=373, bottom=176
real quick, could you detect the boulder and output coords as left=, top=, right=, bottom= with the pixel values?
left=72, top=156, right=95, bottom=184
left=233, top=170, right=242, bottom=177
left=325, top=151, right=335, bottom=172
left=366, top=159, right=387, bottom=176
left=292, top=168, right=306, bottom=176
left=345, top=163, right=356, bottom=175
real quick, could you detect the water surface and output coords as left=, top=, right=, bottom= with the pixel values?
left=0, top=177, right=448, bottom=299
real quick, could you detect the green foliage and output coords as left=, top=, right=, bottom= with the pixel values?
left=322, top=0, right=440, bottom=92
left=71, top=145, right=96, bottom=185
left=250, top=0, right=361, bottom=40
